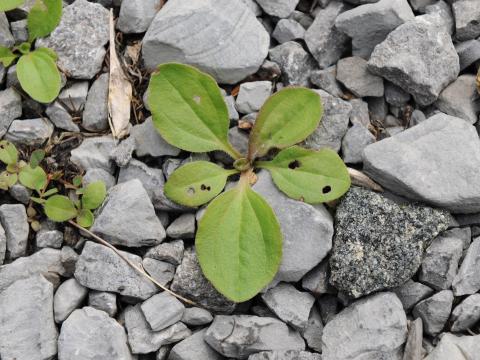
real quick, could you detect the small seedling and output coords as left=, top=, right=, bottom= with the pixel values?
left=0, top=0, right=62, bottom=103
left=147, top=63, right=351, bottom=302
left=0, top=140, right=106, bottom=228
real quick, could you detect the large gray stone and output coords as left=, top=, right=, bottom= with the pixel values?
left=424, top=333, right=480, bottom=360
left=91, top=179, right=166, bottom=247
left=0, top=204, right=28, bottom=260
left=450, top=294, right=480, bottom=332
left=0, top=275, right=58, bottom=360
left=37, top=0, right=109, bottom=79
left=368, top=17, right=459, bottom=106
left=131, top=117, right=181, bottom=157
left=453, top=0, right=480, bottom=41
left=413, top=290, right=453, bottom=336
left=335, top=0, right=414, bottom=58
left=141, top=292, right=185, bottom=331
left=363, top=113, right=480, bottom=213
left=205, top=315, right=305, bottom=359
left=74, top=241, right=158, bottom=300
left=170, top=247, right=235, bottom=313
left=272, top=19, right=305, bottom=44
left=452, top=237, right=480, bottom=296
left=58, top=307, right=132, bottom=360
left=82, top=73, right=109, bottom=131
left=336, top=56, right=384, bottom=97
left=54, top=278, right=88, bottom=323
left=253, top=171, right=334, bottom=283
left=0, top=88, right=22, bottom=137
left=117, top=0, right=161, bottom=34
left=305, top=1, right=349, bottom=69
left=70, top=136, right=116, bottom=173
left=142, top=0, right=269, bottom=84
left=235, top=81, right=272, bottom=114
left=168, top=329, right=225, bottom=360
left=322, top=292, right=407, bottom=360
left=145, top=239, right=184, bottom=266
left=256, top=0, right=299, bottom=18
left=5, top=118, right=54, bottom=146
left=330, top=187, right=450, bottom=298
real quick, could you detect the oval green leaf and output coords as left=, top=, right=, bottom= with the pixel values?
left=196, top=181, right=282, bottom=302
left=148, top=63, right=238, bottom=157
left=81, top=181, right=106, bottom=210
left=0, top=171, right=17, bottom=190
left=0, top=0, right=24, bottom=11
left=0, top=141, right=18, bottom=165
left=164, top=161, right=238, bottom=207
left=248, top=88, right=323, bottom=159
left=257, top=146, right=351, bottom=203
left=77, top=208, right=94, bottom=228
left=44, top=195, right=77, bottom=222
left=19, top=164, right=47, bottom=191
left=0, top=46, right=18, bottom=67
left=30, top=149, right=45, bottom=168
left=17, top=49, right=61, bottom=103
left=27, top=0, right=62, bottom=41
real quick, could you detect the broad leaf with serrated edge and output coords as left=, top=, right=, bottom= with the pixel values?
left=44, top=195, right=77, bottom=222
left=147, top=63, right=239, bottom=158
left=257, top=146, right=350, bottom=203
left=248, top=88, right=322, bottom=159
left=196, top=179, right=282, bottom=302
left=27, top=0, right=62, bottom=41
left=17, top=49, right=61, bottom=103
left=165, top=161, right=238, bottom=207
left=81, top=181, right=106, bottom=210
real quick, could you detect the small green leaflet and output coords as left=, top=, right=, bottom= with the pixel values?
left=0, top=0, right=24, bottom=11
left=0, top=171, right=17, bottom=190
left=81, top=181, right=106, bottom=210
left=77, top=208, right=94, bottom=228
left=44, top=195, right=77, bottom=222
left=257, top=146, right=351, bottom=203
left=30, top=149, right=45, bottom=168
left=19, top=164, right=48, bottom=191
left=196, top=180, right=282, bottom=302
left=27, top=0, right=62, bottom=41
left=148, top=63, right=239, bottom=157
left=248, top=88, right=323, bottom=159
left=0, top=141, right=18, bottom=165
left=164, top=161, right=238, bottom=207
left=17, top=49, right=61, bottom=103
left=0, top=46, right=18, bottom=67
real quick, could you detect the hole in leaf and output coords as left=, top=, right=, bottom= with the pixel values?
left=322, top=186, right=331, bottom=194
left=200, top=184, right=211, bottom=191
left=187, top=187, right=195, bottom=196
left=193, top=95, right=201, bottom=104
left=288, top=160, right=301, bottom=169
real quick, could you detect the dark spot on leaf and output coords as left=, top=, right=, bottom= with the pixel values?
left=201, top=184, right=211, bottom=191
left=322, top=186, right=331, bottom=194
left=187, top=187, right=195, bottom=196
left=288, top=160, right=300, bottom=169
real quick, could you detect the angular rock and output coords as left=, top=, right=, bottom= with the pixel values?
left=392, top=280, right=434, bottom=311
left=37, top=0, right=109, bottom=79
left=46, top=102, right=80, bottom=132
left=424, top=0, right=455, bottom=35
left=419, top=230, right=464, bottom=290
left=0, top=223, right=5, bottom=265
left=301, top=259, right=332, bottom=296
left=91, top=179, right=166, bottom=247
left=450, top=294, right=480, bottom=332
left=181, top=307, right=213, bottom=326
left=82, top=73, right=109, bottom=131
left=413, top=290, right=453, bottom=336
left=142, top=0, right=269, bottom=84
left=74, top=241, right=158, bottom=300
left=301, top=306, right=323, bottom=353
left=54, top=278, right=88, bottom=323
left=5, top=118, right=54, bottom=146
left=322, top=292, right=407, bottom=360
left=335, top=0, right=414, bottom=58
left=142, top=259, right=175, bottom=287
left=269, top=41, right=317, bottom=87
left=249, top=351, right=321, bottom=360
left=88, top=291, right=117, bottom=317
left=336, top=57, right=384, bottom=97
left=385, top=82, right=411, bottom=106
left=235, top=81, right=272, bottom=114
left=329, top=187, right=450, bottom=298
left=368, top=17, right=459, bottom=106
left=349, top=98, right=370, bottom=127
left=205, top=315, right=305, bottom=358
left=424, top=333, right=480, bottom=360
left=83, top=168, right=116, bottom=189
left=141, top=292, right=185, bottom=331
left=272, top=19, right=305, bottom=43
left=453, top=0, right=480, bottom=41
left=109, top=136, right=134, bottom=167
left=253, top=171, right=334, bottom=283
left=305, top=2, right=349, bottom=69
left=70, top=136, right=116, bottom=173
left=0, top=87, right=22, bottom=137
left=117, top=0, right=160, bottom=34
left=36, top=228, right=63, bottom=249
left=455, top=39, right=480, bottom=71
left=145, top=239, right=184, bottom=266
left=363, top=113, right=480, bottom=213
left=131, top=117, right=181, bottom=157
left=435, top=74, right=480, bottom=124
left=0, top=13, right=14, bottom=48
left=166, top=214, right=195, bottom=239
left=124, top=304, right=191, bottom=354
left=452, top=237, right=480, bottom=296
left=256, top=0, right=299, bottom=18
left=168, top=329, right=224, bottom=360
left=262, top=283, right=315, bottom=331
left=58, top=306, right=132, bottom=360
left=0, top=204, right=28, bottom=259
left=0, top=275, right=58, bottom=360
left=59, top=81, right=89, bottom=110
left=310, top=66, right=344, bottom=98
left=341, top=123, right=375, bottom=164
left=170, top=247, right=235, bottom=313
left=403, top=318, right=423, bottom=360
left=10, top=19, right=28, bottom=43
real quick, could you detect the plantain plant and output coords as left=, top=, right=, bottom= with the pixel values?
left=0, top=140, right=106, bottom=228
left=147, top=63, right=351, bottom=302
left=0, top=0, right=62, bottom=103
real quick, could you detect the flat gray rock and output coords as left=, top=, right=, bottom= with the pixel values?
left=392, top=280, right=434, bottom=311
left=0, top=223, right=5, bottom=265
left=82, top=73, right=109, bottom=131
left=46, top=102, right=80, bottom=132
left=117, top=0, right=160, bottom=34
left=413, top=290, right=453, bottom=337
left=452, top=237, right=480, bottom=296
left=205, top=315, right=305, bottom=358
left=181, top=307, right=213, bottom=326
left=256, top=0, right=299, bottom=18
left=74, top=241, right=158, bottom=300
left=330, top=187, right=450, bottom=298
left=310, top=66, right=344, bottom=98
left=301, top=306, right=323, bottom=352
left=363, top=113, right=480, bottom=213
left=450, top=294, right=480, bottom=332
left=341, top=123, right=375, bottom=164
left=54, top=278, right=88, bottom=323
left=88, top=291, right=117, bottom=317
left=301, top=259, right=332, bottom=296
left=91, top=179, right=166, bottom=247
left=131, top=117, right=181, bottom=158
left=145, top=240, right=184, bottom=266
left=166, top=214, right=195, bottom=239
left=453, top=0, right=480, bottom=41
left=235, top=81, right=272, bottom=114
left=141, top=292, right=185, bottom=331
left=168, top=329, right=224, bottom=360
left=322, top=292, right=407, bottom=360
left=368, top=17, right=459, bottom=106
left=248, top=351, right=321, bottom=360
left=425, top=333, right=480, bottom=360
left=335, top=0, right=414, bottom=58
left=83, top=168, right=116, bottom=189
left=456, top=39, right=480, bottom=71
left=0, top=275, right=58, bottom=360
left=0, top=204, right=28, bottom=260
left=272, top=19, right=305, bottom=44
left=70, top=136, right=116, bottom=173
left=336, top=56, right=384, bottom=97
left=143, top=258, right=176, bottom=286
left=142, top=0, right=269, bottom=84
left=0, top=87, right=21, bottom=137
left=37, top=0, right=109, bottom=79
left=5, top=118, right=54, bottom=146
left=58, top=307, right=132, bottom=360
left=253, top=171, right=334, bottom=283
